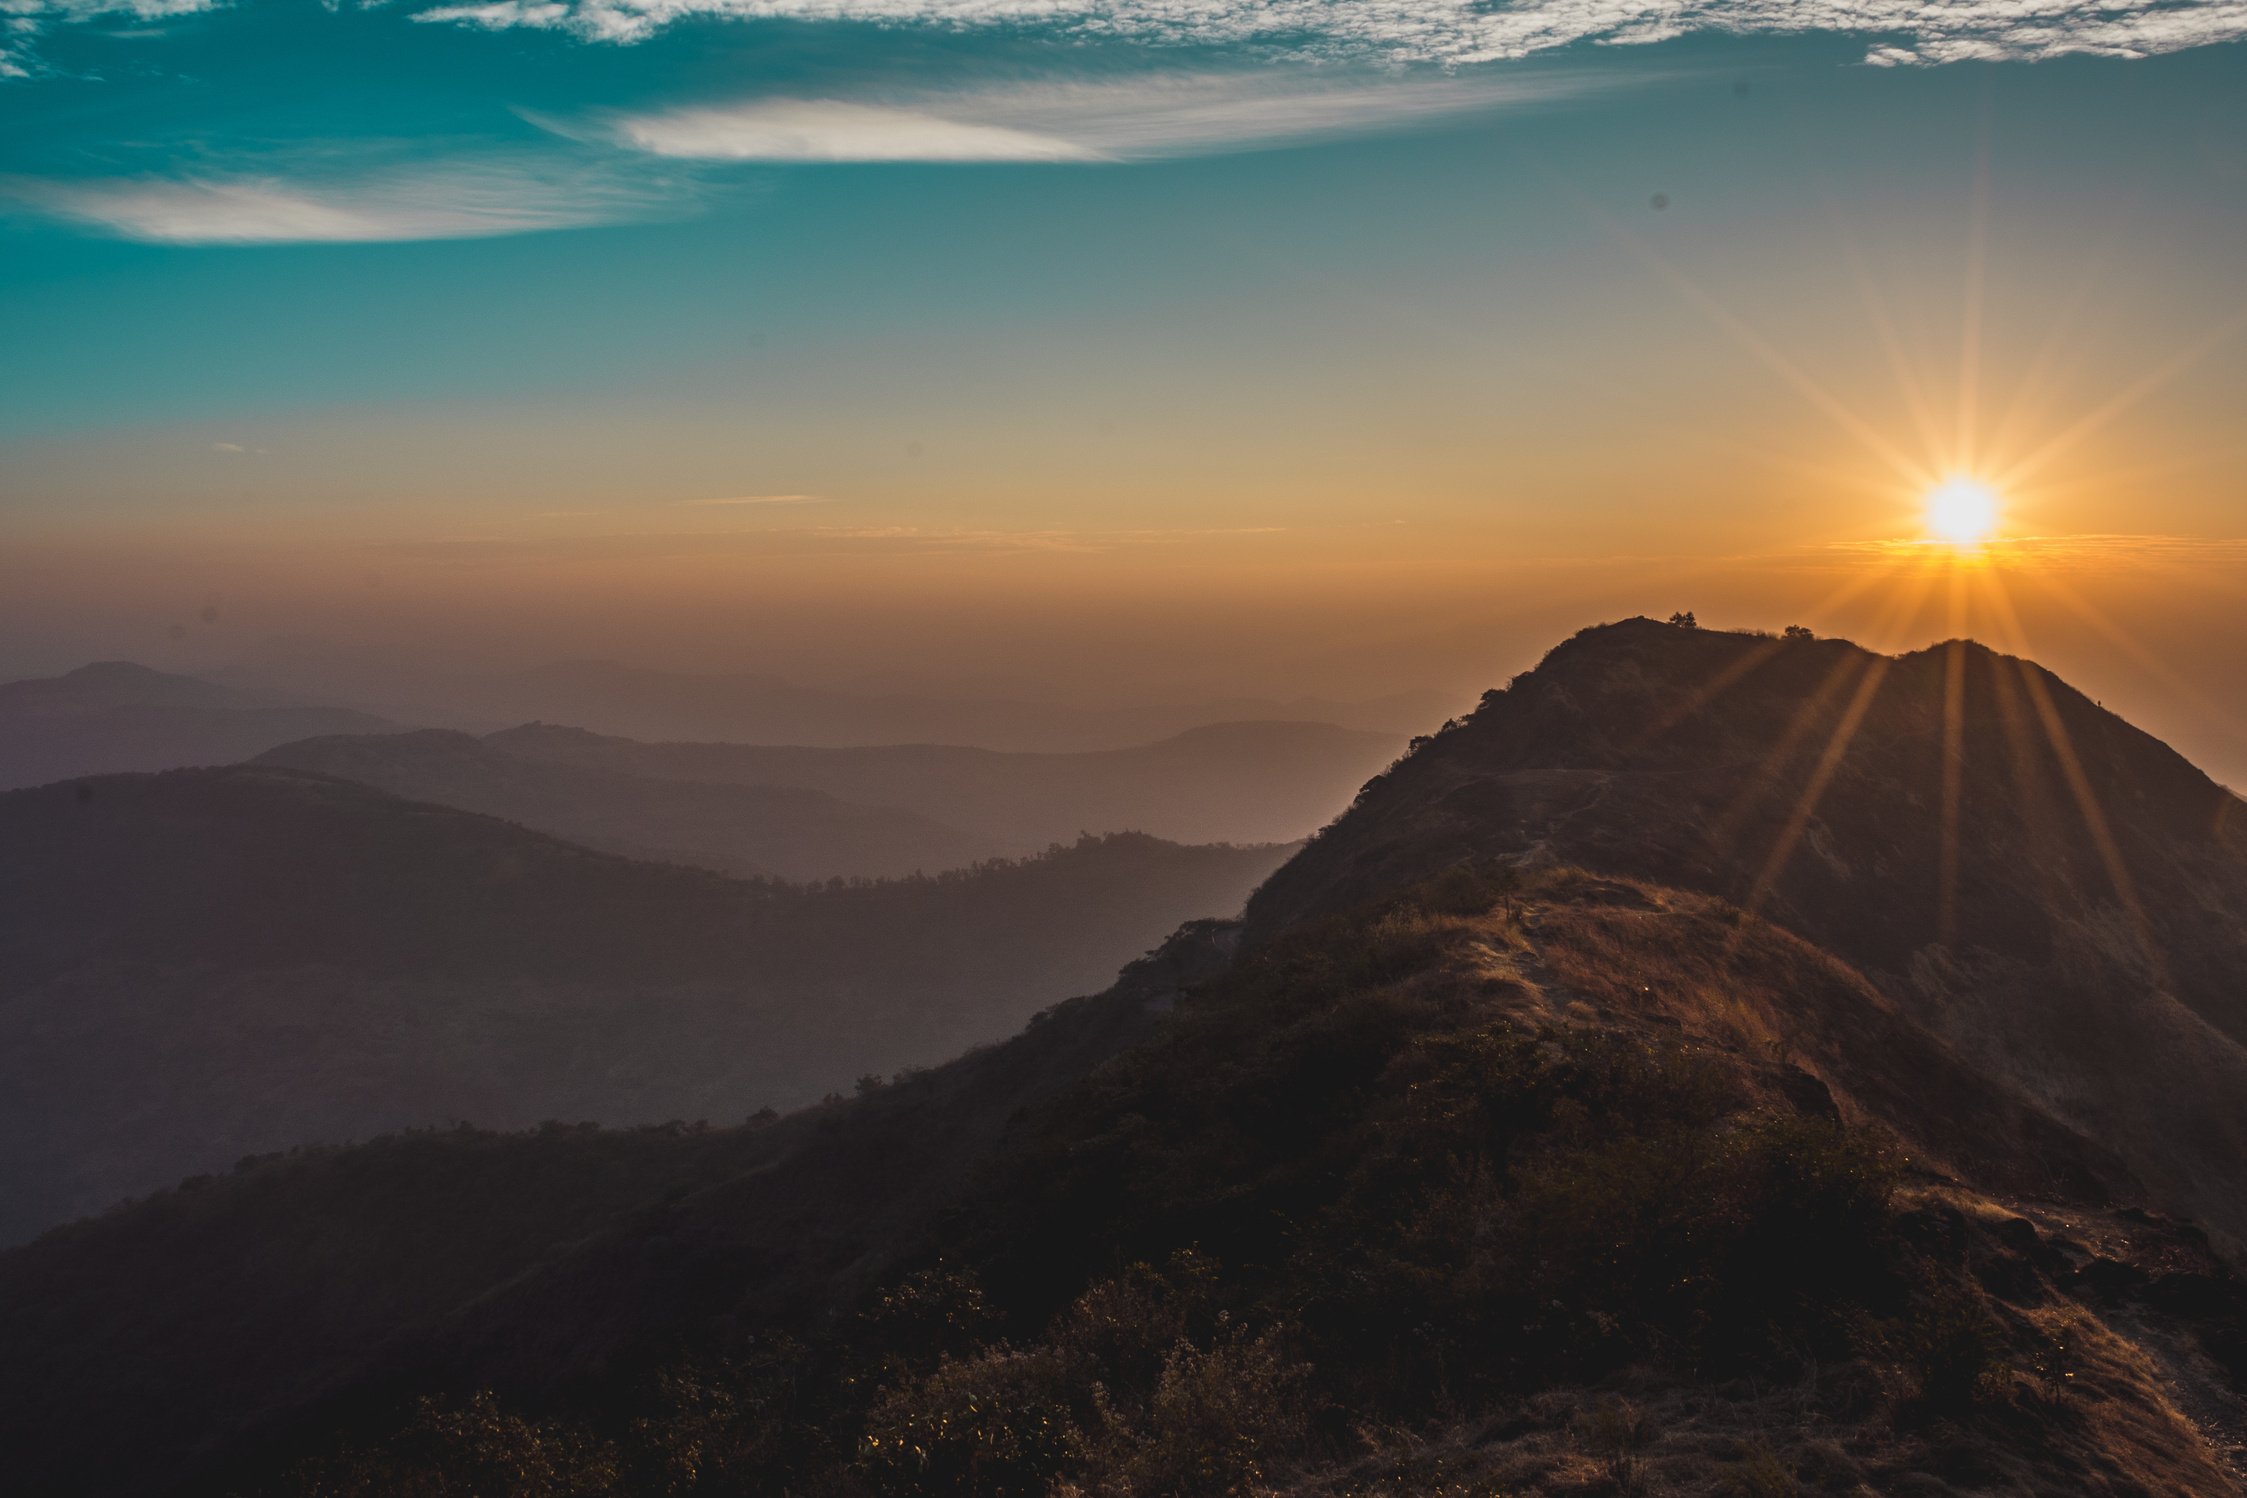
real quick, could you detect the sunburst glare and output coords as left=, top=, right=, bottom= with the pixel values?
left=1924, top=477, right=2001, bottom=549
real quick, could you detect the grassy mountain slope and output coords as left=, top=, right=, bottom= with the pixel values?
left=0, top=661, right=394, bottom=790
left=487, top=718, right=1405, bottom=851
left=255, top=728, right=1000, bottom=880
left=0, top=766, right=1286, bottom=1244
left=1248, top=617, right=2247, bottom=1251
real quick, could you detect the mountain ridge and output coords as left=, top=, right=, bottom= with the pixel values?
left=1248, top=616, right=2247, bottom=1250
left=0, top=661, right=396, bottom=791
left=253, top=728, right=1001, bottom=881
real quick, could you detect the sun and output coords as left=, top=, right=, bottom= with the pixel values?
left=1924, top=477, right=2000, bottom=548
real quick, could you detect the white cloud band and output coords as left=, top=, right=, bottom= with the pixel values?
left=409, top=0, right=2247, bottom=67
left=605, top=71, right=1587, bottom=163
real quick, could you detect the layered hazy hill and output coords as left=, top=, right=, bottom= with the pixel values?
left=255, top=729, right=1001, bottom=881
left=485, top=717, right=1404, bottom=852
left=0, top=661, right=393, bottom=790
left=10, top=622, right=2247, bottom=1496
left=399, top=657, right=1454, bottom=751
left=0, top=765, right=1287, bottom=1246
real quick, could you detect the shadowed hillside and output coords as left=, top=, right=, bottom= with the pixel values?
left=256, top=728, right=1001, bottom=880
left=0, top=662, right=394, bottom=790
left=8, top=624, right=2247, bottom=1496
left=6, top=868, right=2245, bottom=1497
left=0, top=766, right=1287, bottom=1245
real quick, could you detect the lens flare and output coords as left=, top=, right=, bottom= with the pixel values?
left=1925, top=477, right=2000, bottom=548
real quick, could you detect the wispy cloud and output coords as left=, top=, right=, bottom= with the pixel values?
left=603, top=70, right=1582, bottom=164
left=613, top=100, right=1102, bottom=163
left=10, top=0, right=2247, bottom=82
left=677, top=493, right=832, bottom=506
left=374, top=523, right=1285, bottom=561
left=1829, top=534, right=2247, bottom=571
left=2, top=0, right=219, bottom=77
left=1, top=157, right=678, bottom=244
left=410, top=0, right=2247, bottom=68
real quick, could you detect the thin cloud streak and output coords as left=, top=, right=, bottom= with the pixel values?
left=678, top=494, right=833, bottom=505
left=605, top=70, right=1588, bottom=163
left=373, top=523, right=1288, bottom=562
left=1, top=158, right=678, bottom=244
left=1828, top=534, right=2247, bottom=571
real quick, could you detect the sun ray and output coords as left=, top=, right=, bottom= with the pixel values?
left=1973, top=621, right=2086, bottom=943
left=1529, top=159, right=1938, bottom=492
left=1954, top=122, right=1992, bottom=476
left=1707, top=650, right=1873, bottom=856
left=1733, top=657, right=1894, bottom=931
left=1979, top=216, right=2134, bottom=478
left=2016, top=566, right=2247, bottom=744
left=1973, top=565, right=2169, bottom=983
left=1938, top=630, right=1967, bottom=945
left=1821, top=196, right=1951, bottom=471
left=1708, top=554, right=1933, bottom=878
left=1626, top=635, right=1788, bottom=755
left=1991, top=299, right=2247, bottom=494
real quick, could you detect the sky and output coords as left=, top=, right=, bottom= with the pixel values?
left=4, top=0, right=2247, bottom=774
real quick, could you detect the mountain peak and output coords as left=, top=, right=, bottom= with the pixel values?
left=1247, top=617, right=2247, bottom=1253
left=1, top=660, right=232, bottom=710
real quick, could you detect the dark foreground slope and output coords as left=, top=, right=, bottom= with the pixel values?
left=256, top=728, right=1001, bottom=880
left=8, top=869, right=2246, bottom=1497
left=0, top=767, right=1286, bottom=1244
left=9, top=624, right=2247, bottom=1496
left=487, top=717, right=1404, bottom=851
left=1250, top=617, right=2247, bottom=1250
left=0, top=661, right=393, bottom=790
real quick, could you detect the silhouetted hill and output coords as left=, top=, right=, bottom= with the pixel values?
left=487, top=717, right=1404, bottom=851
left=10, top=624, right=2247, bottom=1496
left=0, top=661, right=394, bottom=790
left=419, top=657, right=1450, bottom=750
left=255, top=729, right=999, bottom=880
left=0, top=766, right=1287, bottom=1245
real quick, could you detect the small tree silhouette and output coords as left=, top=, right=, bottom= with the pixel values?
left=1667, top=610, right=1698, bottom=628
left=1783, top=624, right=1815, bottom=640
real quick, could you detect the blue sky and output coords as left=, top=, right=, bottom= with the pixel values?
left=4, top=0, right=2247, bottom=780
left=5, top=10, right=2243, bottom=442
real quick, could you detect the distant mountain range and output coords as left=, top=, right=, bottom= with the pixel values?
left=0, top=764, right=1288, bottom=1246
left=0, top=661, right=393, bottom=791
left=13, top=620, right=2247, bottom=1495
left=256, top=729, right=1002, bottom=881
left=4, top=661, right=1408, bottom=878
left=480, top=717, right=1399, bottom=852
left=233, top=654, right=1460, bottom=751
